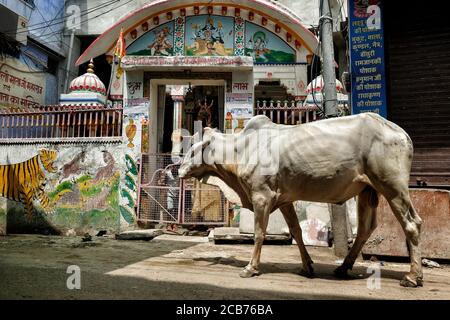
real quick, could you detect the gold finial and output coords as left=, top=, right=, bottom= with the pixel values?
left=87, top=59, right=95, bottom=73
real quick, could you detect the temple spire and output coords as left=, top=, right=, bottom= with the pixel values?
left=87, top=59, right=95, bottom=74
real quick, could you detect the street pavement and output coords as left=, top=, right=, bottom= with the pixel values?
left=0, top=233, right=449, bottom=299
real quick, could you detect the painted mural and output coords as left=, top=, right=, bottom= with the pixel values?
left=120, top=154, right=138, bottom=224
left=120, top=98, right=151, bottom=225
left=0, top=144, right=129, bottom=234
left=123, top=100, right=150, bottom=154
left=127, top=21, right=174, bottom=56
left=185, top=15, right=234, bottom=56
left=124, top=14, right=302, bottom=63
left=0, top=149, right=57, bottom=219
left=245, top=22, right=296, bottom=64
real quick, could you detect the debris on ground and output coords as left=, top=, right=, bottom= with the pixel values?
left=82, top=233, right=92, bottom=242
left=71, top=242, right=99, bottom=248
left=186, top=230, right=210, bottom=237
left=115, top=229, right=163, bottom=241
left=65, top=229, right=77, bottom=237
left=96, top=230, right=107, bottom=237
left=164, top=226, right=186, bottom=235
left=422, top=258, right=441, bottom=268
left=185, top=225, right=210, bottom=237
left=366, top=235, right=384, bottom=247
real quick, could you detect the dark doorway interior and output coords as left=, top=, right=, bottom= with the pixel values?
left=161, top=92, right=174, bottom=154
left=160, top=85, right=222, bottom=153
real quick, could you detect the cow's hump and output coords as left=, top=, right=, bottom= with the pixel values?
left=243, top=115, right=274, bottom=132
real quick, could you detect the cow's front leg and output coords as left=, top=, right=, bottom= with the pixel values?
left=280, top=203, right=314, bottom=277
left=335, top=187, right=378, bottom=279
left=239, top=196, right=271, bottom=278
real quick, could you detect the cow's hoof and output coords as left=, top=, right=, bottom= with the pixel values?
left=417, top=277, right=424, bottom=287
left=299, top=268, right=315, bottom=278
left=334, top=265, right=350, bottom=279
left=400, top=275, right=421, bottom=288
left=239, top=266, right=260, bottom=278
left=299, top=261, right=314, bottom=278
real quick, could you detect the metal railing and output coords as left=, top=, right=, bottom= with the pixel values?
left=0, top=105, right=123, bottom=140
left=254, top=100, right=321, bottom=125
left=137, top=153, right=228, bottom=225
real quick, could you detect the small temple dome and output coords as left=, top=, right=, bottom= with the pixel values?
left=303, top=75, right=349, bottom=110
left=69, top=59, right=106, bottom=96
left=306, top=75, right=344, bottom=94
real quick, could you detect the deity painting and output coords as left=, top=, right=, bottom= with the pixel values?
left=245, top=22, right=296, bottom=64
left=127, top=22, right=174, bottom=56
left=185, top=15, right=234, bottom=56
left=353, top=0, right=380, bottom=18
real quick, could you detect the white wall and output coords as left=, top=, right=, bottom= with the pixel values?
left=65, top=0, right=158, bottom=36
left=65, top=0, right=348, bottom=36
left=278, top=0, right=347, bottom=30
left=0, top=0, right=34, bottom=19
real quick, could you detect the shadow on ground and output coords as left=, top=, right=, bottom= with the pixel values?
left=0, top=264, right=371, bottom=300
left=192, top=256, right=408, bottom=283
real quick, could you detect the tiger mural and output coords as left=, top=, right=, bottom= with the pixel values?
left=0, top=149, right=58, bottom=219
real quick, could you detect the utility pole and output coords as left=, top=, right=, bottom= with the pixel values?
left=320, top=0, right=338, bottom=117
left=320, top=0, right=349, bottom=257
left=63, top=29, right=75, bottom=94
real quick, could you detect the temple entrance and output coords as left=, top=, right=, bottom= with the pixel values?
left=156, top=83, right=225, bottom=153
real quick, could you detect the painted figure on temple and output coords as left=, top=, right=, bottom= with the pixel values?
left=196, top=98, right=214, bottom=127
left=148, top=27, right=173, bottom=56
left=187, top=16, right=233, bottom=56
left=247, top=31, right=270, bottom=63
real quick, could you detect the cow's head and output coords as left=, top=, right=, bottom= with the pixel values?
left=178, top=128, right=215, bottom=180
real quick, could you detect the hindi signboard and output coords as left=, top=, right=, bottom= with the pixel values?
left=348, top=0, right=387, bottom=118
left=0, top=57, right=46, bottom=109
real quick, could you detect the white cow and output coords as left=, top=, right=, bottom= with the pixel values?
left=178, top=113, right=423, bottom=287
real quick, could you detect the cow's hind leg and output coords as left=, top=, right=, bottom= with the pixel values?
left=280, top=203, right=314, bottom=277
left=368, top=175, right=423, bottom=286
left=335, top=186, right=378, bottom=278
left=239, top=194, right=271, bottom=278
left=387, top=193, right=423, bottom=287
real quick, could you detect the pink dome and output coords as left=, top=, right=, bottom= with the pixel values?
left=69, top=60, right=106, bottom=96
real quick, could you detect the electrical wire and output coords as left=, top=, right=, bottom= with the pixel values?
left=3, top=0, right=121, bottom=36
left=30, top=5, right=65, bottom=52
left=310, top=40, right=326, bottom=118
left=336, top=0, right=348, bottom=35
left=3, top=0, right=120, bottom=35
left=36, top=3, right=65, bottom=38
left=32, top=0, right=135, bottom=41
left=7, top=0, right=135, bottom=61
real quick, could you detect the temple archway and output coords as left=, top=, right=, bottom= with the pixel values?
left=75, top=0, right=319, bottom=154
left=76, top=0, right=318, bottom=66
